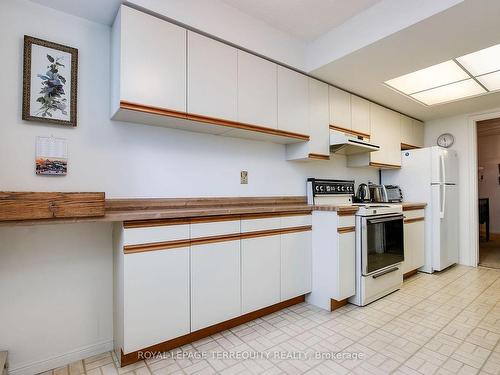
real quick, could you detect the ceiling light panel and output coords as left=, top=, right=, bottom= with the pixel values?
left=456, top=44, right=500, bottom=76
left=385, top=60, right=469, bottom=94
left=477, top=71, right=500, bottom=91
left=410, top=79, right=485, bottom=106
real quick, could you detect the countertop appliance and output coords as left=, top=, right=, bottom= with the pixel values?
left=356, top=183, right=371, bottom=203
left=329, top=130, right=380, bottom=155
left=385, top=185, right=403, bottom=203
left=369, top=184, right=388, bottom=203
left=382, top=146, right=458, bottom=273
left=349, top=203, right=404, bottom=306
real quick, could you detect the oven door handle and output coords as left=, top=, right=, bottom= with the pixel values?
left=372, top=267, right=399, bottom=279
left=367, top=215, right=404, bottom=224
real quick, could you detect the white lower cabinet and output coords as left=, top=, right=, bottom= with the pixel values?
left=190, top=240, right=241, bottom=331
left=337, top=231, right=356, bottom=299
left=123, top=248, right=190, bottom=353
left=281, top=231, right=312, bottom=300
left=402, top=210, right=425, bottom=274
left=241, top=235, right=281, bottom=313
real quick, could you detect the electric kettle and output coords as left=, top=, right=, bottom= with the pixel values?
left=356, top=183, right=371, bottom=203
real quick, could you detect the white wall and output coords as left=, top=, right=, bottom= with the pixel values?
left=0, top=223, right=113, bottom=375
left=478, top=134, right=500, bottom=234
left=424, top=107, right=500, bottom=266
left=0, top=0, right=377, bottom=373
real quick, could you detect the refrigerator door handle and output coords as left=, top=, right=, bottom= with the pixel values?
left=440, top=184, right=446, bottom=219
left=440, top=153, right=446, bottom=184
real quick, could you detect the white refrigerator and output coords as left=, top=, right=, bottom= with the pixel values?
left=382, top=146, right=459, bottom=273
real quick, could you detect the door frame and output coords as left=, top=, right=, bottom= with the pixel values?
left=468, top=109, right=500, bottom=267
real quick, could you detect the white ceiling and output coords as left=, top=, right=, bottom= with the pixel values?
left=29, top=0, right=121, bottom=25
left=221, top=0, right=381, bottom=41
left=310, top=0, right=500, bottom=121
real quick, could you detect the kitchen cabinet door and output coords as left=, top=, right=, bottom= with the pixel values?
left=188, top=32, right=237, bottom=121
left=402, top=223, right=412, bottom=274
left=281, top=231, right=312, bottom=301
left=400, top=115, right=414, bottom=147
left=277, top=66, right=309, bottom=135
left=336, top=231, right=356, bottom=300
left=329, top=86, right=351, bottom=131
left=351, top=95, right=370, bottom=136
left=369, top=104, right=401, bottom=167
left=308, top=78, right=330, bottom=156
left=403, top=219, right=425, bottom=274
left=368, top=103, right=389, bottom=165
left=241, top=235, right=281, bottom=313
left=413, top=120, right=425, bottom=148
left=238, top=51, right=277, bottom=129
left=119, top=6, right=186, bottom=112
left=191, top=240, right=241, bottom=330
left=123, top=247, right=190, bottom=353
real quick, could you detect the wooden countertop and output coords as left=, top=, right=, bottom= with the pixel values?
left=0, top=196, right=311, bottom=226
left=0, top=194, right=427, bottom=226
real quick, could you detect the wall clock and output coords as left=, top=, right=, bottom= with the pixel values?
left=437, top=133, right=455, bottom=148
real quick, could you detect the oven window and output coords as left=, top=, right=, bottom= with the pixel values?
left=365, top=216, right=404, bottom=274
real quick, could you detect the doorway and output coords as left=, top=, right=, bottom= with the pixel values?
left=477, top=118, right=500, bottom=268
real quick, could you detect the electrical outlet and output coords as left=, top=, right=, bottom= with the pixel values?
left=240, top=170, right=248, bottom=184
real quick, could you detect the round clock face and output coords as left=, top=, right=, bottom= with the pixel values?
left=437, top=133, right=455, bottom=148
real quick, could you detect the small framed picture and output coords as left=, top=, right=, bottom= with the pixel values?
left=35, top=136, right=68, bottom=176
left=23, top=36, right=78, bottom=127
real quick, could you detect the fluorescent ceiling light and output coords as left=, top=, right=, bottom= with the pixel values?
left=477, top=71, right=500, bottom=91
left=456, top=44, right=500, bottom=76
left=385, top=60, right=469, bottom=95
left=410, top=79, right=485, bottom=105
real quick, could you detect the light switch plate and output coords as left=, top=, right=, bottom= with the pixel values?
left=240, top=170, right=248, bottom=184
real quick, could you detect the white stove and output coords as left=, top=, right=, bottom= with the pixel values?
left=307, top=178, right=404, bottom=309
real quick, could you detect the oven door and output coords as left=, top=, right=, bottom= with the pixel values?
left=361, top=214, right=404, bottom=276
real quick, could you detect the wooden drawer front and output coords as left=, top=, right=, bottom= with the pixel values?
left=338, top=215, right=355, bottom=228
left=280, top=215, right=311, bottom=229
left=123, top=224, right=189, bottom=246
left=404, top=209, right=425, bottom=220
left=241, top=217, right=281, bottom=233
left=190, top=220, right=240, bottom=239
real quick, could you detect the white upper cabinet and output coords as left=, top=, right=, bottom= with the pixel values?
left=277, top=66, right=309, bottom=135
left=286, top=78, right=329, bottom=160
left=308, top=79, right=330, bottom=156
left=116, top=6, right=186, bottom=113
left=351, top=95, right=371, bottom=136
left=401, top=115, right=424, bottom=148
left=348, top=103, right=401, bottom=168
left=188, top=31, right=238, bottom=121
left=237, top=51, right=277, bottom=129
left=413, top=120, right=425, bottom=148
left=329, top=86, right=351, bottom=131
left=400, top=115, right=413, bottom=146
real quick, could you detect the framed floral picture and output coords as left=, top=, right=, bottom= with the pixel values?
left=22, top=36, right=78, bottom=127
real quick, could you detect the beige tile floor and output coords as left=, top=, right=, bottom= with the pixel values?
left=40, top=265, right=500, bottom=375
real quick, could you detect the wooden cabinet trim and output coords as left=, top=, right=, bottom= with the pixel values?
left=337, top=210, right=358, bottom=216
left=330, top=298, right=348, bottom=311
left=124, top=239, right=191, bottom=254
left=402, top=204, right=427, bottom=211
left=124, top=218, right=191, bottom=228
left=404, top=217, right=424, bottom=224
left=123, top=225, right=312, bottom=253
left=330, top=125, right=370, bottom=138
left=120, top=101, right=309, bottom=141
left=401, top=143, right=419, bottom=150
left=369, top=162, right=401, bottom=169
left=308, top=153, right=330, bottom=160
left=120, top=295, right=305, bottom=367
left=403, top=269, right=418, bottom=279
left=337, top=226, right=355, bottom=234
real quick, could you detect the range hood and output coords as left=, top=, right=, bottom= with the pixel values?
left=329, top=130, right=380, bottom=155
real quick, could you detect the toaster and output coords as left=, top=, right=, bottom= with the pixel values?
left=384, top=185, right=403, bottom=203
